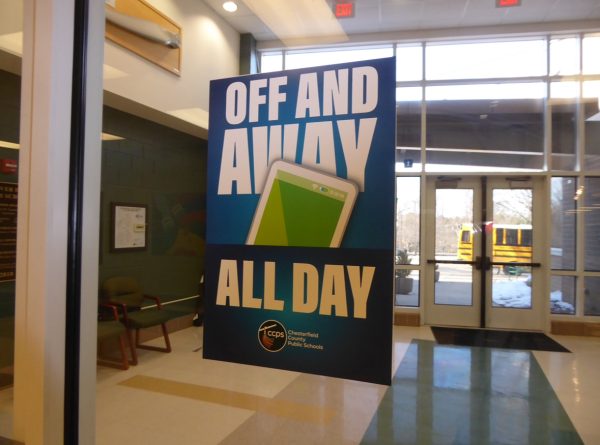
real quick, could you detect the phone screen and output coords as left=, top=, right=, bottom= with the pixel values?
left=252, top=169, right=349, bottom=247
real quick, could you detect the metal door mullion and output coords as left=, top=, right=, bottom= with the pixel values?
left=480, top=176, right=487, bottom=328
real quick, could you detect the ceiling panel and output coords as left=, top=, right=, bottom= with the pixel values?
left=202, top=0, right=600, bottom=44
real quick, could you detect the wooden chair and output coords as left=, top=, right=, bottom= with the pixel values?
left=97, top=303, right=135, bottom=370
left=101, top=276, right=173, bottom=365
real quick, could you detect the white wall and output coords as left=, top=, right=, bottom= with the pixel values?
left=103, top=0, right=240, bottom=130
left=1, top=0, right=239, bottom=130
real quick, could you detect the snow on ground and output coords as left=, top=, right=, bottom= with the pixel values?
left=550, top=290, right=575, bottom=314
left=491, top=279, right=532, bottom=308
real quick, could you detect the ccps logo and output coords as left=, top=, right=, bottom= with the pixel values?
left=258, top=320, right=287, bottom=352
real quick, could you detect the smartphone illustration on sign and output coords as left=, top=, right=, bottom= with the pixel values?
left=246, top=161, right=358, bottom=248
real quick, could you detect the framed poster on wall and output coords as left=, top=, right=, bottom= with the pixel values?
left=110, top=202, right=147, bottom=252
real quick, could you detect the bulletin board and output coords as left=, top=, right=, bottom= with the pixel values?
left=110, top=202, right=148, bottom=252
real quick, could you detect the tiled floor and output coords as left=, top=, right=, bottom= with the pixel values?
left=0, top=326, right=597, bottom=443
left=93, top=326, right=600, bottom=444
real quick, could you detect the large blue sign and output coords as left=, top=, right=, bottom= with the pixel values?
left=204, top=57, right=395, bottom=385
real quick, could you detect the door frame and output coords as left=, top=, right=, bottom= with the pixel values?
left=422, top=174, right=549, bottom=331
left=423, top=176, right=482, bottom=327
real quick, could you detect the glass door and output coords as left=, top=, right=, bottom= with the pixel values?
left=424, top=177, right=482, bottom=327
left=485, top=177, right=544, bottom=330
left=425, top=176, right=545, bottom=330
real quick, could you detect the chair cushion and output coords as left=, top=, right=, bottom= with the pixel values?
left=125, top=308, right=174, bottom=329
left=97, top=320, right=126, bottom=340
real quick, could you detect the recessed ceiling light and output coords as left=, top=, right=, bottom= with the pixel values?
left=222, top=1, right=238, bottom=13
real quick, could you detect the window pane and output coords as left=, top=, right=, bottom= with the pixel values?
left=551, top=100, right=577, bottom=170
left=260, top=52, right=283, bottom=73
left=461, top=231, right=470, bottom=243
left=550, top=37, right=579, bottom=76
left=395, top=269, right=419, bottom=307
left=584, top=88, right=600, bottom=170
left=426, top=40, right=546, bottom=80
left=435, top=264, right=473, bottom=306
left=396, top=148, right=421, bottom=173
left=397, top=87, right=422, bottom=102
left=396, top=96, right=421, bottom=172
left=521, top=229, right=532, bottom=247
left=396, top=44, right=422, bottom=81
left=492, top=188, right=533, bottom=277
left=496, top=228, right=505, bottom=245
left=435, top=189, right=473, bottom=306
left=584, top=276, right=600, bottom=315
left=551, top=275, right=576, bottom=315
left=583, top=80, right=600, bottom=99
left=396, top=177, right=420, bottom=264
left=551, top=177, right=576, bottom=270
left=492, top=266, right=532, bottom=309
left=551, top=81, right=578, bottom=99
left=426, top=83, right=546, bottom=101
left=584, top=177, right=600, bottom=271
left=285, top=45, right=393, bottom=70
left=425, top=90, right=545, bottom=172
left=505, top=229, right=518, bottom=246
left=583, top=35, right=600, bottom=75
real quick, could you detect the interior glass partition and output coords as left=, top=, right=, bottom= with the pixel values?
left=0, top=0, right=21, bottom=439
left=551, top=100, right=577, bottom=171
left=425, top=91, right=545, bottom=172
left=396, top=96, right=421, bottom=173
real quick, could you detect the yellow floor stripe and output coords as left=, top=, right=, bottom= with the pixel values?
left=119, top=375, right=336, bottom=424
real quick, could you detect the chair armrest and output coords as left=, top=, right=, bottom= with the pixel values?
left=99, top=303, right=120, bottom=321
left=142, top=294, right=163, bottom=309
left=103, top=301, right=131, bottom=323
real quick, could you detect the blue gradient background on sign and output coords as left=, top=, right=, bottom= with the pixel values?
left=207, top=58, right=395, bottom=249
left=203, top=245, right=393, bottom=385
left=205, top=58, right=395, bottom=385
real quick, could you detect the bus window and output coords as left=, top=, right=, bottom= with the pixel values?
left=506, top=229, right=519, bottom=246
left=461, top=230, right=471, bottom=243
left=495, top=228, right=504, bottom=245
left=521, top=229, right=532, bottom=246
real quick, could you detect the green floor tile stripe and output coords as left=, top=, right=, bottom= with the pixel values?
left=361, top=340, right=583, bottom=445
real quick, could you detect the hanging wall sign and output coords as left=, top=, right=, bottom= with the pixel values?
left=204, top=57, right=395, bottom=385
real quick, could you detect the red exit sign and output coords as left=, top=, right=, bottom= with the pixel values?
left=334, top=2, right=354, bottom=18
left=496, top=0, right=521, bottom=7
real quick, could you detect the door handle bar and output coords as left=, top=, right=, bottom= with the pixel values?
left=426, top=259, right=475, bottom=265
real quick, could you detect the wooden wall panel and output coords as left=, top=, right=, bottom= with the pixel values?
left=106, top=0, right=181, bottom=75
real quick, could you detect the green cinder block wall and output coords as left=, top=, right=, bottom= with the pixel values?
left=99, top=107, right=207, bottom=302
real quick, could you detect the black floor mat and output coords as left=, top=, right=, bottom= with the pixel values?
left=431, top=326, right=571, bottom=352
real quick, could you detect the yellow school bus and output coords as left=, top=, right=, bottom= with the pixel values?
left=457, top=223, right=532, bottom=265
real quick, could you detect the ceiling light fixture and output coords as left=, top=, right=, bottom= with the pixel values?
left=223, top=1, right=238, bottom=13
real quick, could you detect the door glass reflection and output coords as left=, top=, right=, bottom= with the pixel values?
left=435, top=189, right=474, bottom=306
left=492, top=189, right=533, bottom=309
left=435, top=264, right=473, bottom=306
